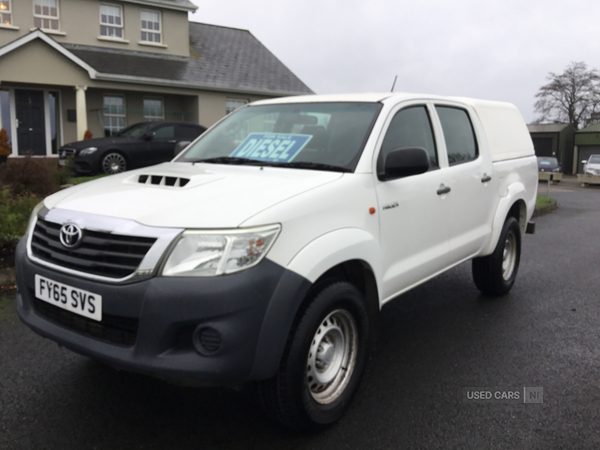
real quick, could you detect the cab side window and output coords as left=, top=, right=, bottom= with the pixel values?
left=379, top=106, right=438, bottom=173
left=435, top=106, right=478, bottom=165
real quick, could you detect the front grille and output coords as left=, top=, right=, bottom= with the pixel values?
left=31, top=219, right=157, bottom=279
left=33, top=298, right=138, bottom=346
left=59, top=148, right=76, bottom=159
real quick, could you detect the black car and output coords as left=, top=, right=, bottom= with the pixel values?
left=537, top=156, right=561, bottom=172
left=59, top=121, right=207, bottom=175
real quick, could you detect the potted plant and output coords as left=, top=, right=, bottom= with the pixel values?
left=0, top=128, right=11, bottom=164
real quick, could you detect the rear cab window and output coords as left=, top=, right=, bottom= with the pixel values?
left=435, top=106, right=479, bottom=165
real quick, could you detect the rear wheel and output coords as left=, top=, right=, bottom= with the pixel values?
left=472, top=216, right=521, bottom=296
left=257, top=282, right=369, bottom=430
left=101, top=152, right=127, bottom=174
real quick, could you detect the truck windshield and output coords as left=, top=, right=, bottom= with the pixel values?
left=177, top=102, right=382, bottom=172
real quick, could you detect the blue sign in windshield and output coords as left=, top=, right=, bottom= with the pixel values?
left=230, top=133, right=312, bottom=163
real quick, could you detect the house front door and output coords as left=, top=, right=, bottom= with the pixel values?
left=15, top=90, right=46, bottom=156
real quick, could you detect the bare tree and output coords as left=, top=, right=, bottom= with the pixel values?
left=534, top=62, right=600, bottom=129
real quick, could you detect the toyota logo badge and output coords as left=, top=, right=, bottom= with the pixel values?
left=60, top=223, right=83, bottom=248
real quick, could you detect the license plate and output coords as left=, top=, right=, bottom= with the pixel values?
left=35, top=275, right=102, bottom=321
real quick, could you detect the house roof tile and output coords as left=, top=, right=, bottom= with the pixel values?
left=62, top=22, right=313, bottom=96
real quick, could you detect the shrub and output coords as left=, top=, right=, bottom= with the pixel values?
left=0, top=187, right=39, bottom=247
left=0, top=154, right=60, bottom=197
left=84, top=129, right=93, bottom=140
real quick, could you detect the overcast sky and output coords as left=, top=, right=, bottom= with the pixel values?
left=189, top=0, right=600, bottom=123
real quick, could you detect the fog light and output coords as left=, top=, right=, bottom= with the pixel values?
left=193, top=326, right=221, bottom=355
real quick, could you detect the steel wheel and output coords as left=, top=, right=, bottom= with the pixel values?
left=101, top=152, right=127, bottom=174
left=502, top=231, right=517, bottom=281
left=472, top=216, right=521, bottom=296
left=307, top=309, right=358, bottom=404
left=256, top=281, right=369, bottom=429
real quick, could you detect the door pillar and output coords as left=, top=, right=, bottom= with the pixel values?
left=75, top=86, right=88, bottom=140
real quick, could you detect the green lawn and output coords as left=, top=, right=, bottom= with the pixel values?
left=536, top=194, right=556, bottom=208
left=70, top=174, right=108, bottom=185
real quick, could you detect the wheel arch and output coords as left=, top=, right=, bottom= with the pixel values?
left=481, top=183, right=529, bottom=255
left=249, top=230, right=382, bottom=381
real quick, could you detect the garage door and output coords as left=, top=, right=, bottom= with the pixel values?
left=532, top=137, right=554, bottom=157
left=577, top=146, right=600, bottom=173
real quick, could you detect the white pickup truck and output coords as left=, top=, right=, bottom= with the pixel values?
left=15, top=93, right=537, bottom=429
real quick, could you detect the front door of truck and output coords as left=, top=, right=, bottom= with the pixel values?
left=375, top=104, right=453, bottom=301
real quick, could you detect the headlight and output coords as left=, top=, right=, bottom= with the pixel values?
left=162, top=224, right=281, bottom=277
left=79, top=147, right=98, bottom=156
left=552, top=168, right=561, bottom=172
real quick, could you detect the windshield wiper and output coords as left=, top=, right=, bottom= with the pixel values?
left=261, top=161, right=351, bottom=173
left=191, top=157, right=259, bottom=165
left=190, top=157, right=351, bottom=173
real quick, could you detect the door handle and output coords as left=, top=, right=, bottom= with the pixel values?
left=437, top=184, right=451, bottom=195
left=481, top=174, right=492, bottom=183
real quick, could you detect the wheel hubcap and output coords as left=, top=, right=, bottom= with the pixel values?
left=306, top=309, right=358, bottom=404
left=502, top=231, right=517, bottom=280
left=102, top=154, right=126, bottom=174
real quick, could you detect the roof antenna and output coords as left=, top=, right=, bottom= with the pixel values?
left=390, top=75, right=398, bottom=92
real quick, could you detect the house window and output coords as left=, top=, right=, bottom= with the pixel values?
left=104, top=95, right=125, bottom=136
left=100, top=4, right=123, bottom=39
left=140, top=11, right=161, bottom=43
left=0, top=1, right=12, bottom=26
left=143, top=99, right=164, bottom=121
left=226, top=99, right=248, bottom=115
left=33, top=0, right=59, bottom=31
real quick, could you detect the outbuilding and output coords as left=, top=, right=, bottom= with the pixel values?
left=527, top=123, right=575, bottom=174
left=573, top=123, right=600, bottom=174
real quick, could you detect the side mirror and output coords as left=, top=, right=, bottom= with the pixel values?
left=379, top=147, right=430, bottom=181
left=143, top=132, right=155, bottom=141
left=174, top=141, right=191, bottom=157
left=581, top=160, right=588, bottom=164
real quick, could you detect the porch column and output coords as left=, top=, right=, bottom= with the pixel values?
left=75, top=86, right=88, bottom=140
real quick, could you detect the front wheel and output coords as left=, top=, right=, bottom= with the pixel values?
left=257, top=282, right=369, bottom=430
left=101, top=152, right=127, bottom=174
left=472, top=216, right=521, bottom=296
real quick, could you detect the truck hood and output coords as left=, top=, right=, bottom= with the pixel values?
left=44, top=162, right=343, bottom=228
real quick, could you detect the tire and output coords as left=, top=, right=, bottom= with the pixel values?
left=472, top=216, right=521, bottom=296
left=257, top=282, right=369, bottom=430
left=101, top=152, right=127, bottom=174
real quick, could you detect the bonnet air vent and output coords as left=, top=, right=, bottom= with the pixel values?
left=137, top=175, right=190, bottom=187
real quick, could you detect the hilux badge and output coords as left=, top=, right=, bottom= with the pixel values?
left=60, top=224, right=83, bottom=248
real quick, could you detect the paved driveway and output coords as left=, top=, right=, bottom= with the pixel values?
left=1, top=177, right=599, bottom=449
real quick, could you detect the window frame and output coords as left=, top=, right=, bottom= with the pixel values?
left=140, top=9, right=161, bottom=44
left=99, top=3, right=124, bottom=40
left=0, top=1, right=12, bottom=27
left=143, top=98, right=164, bottom=122
left=33, top=0, right=60, bottom=31
left=103, top=95, right=126, bottom=137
